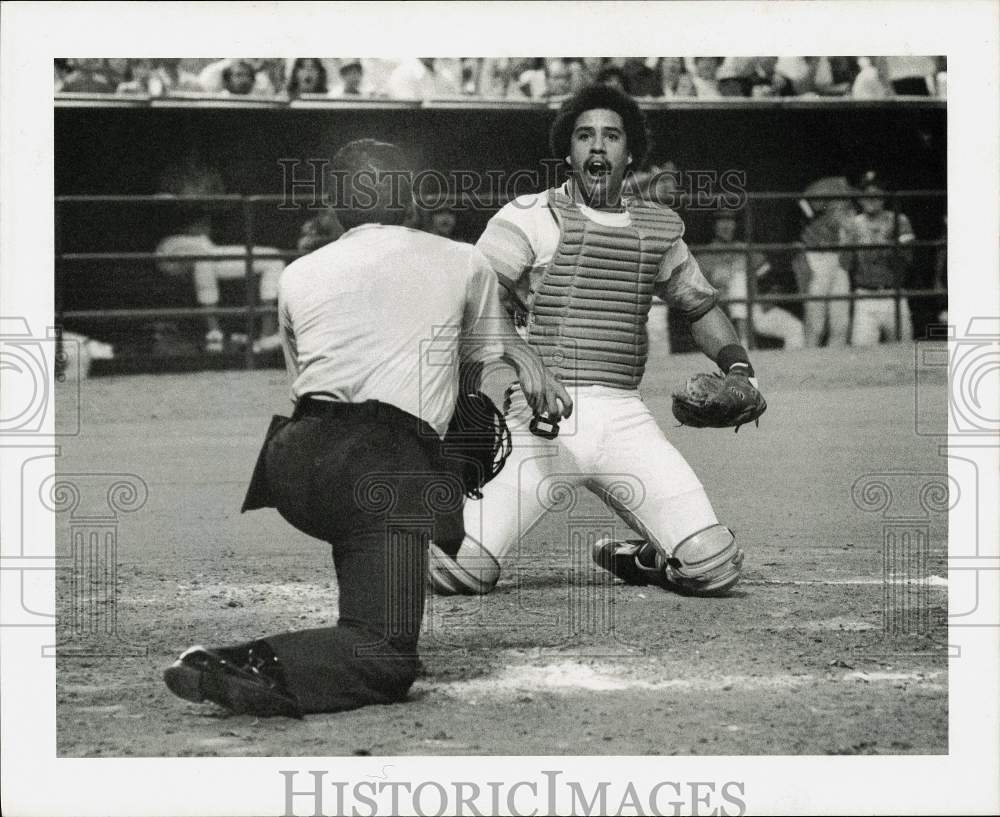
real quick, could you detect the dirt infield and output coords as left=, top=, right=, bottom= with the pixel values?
left=55, top=343, right=949, bottom=756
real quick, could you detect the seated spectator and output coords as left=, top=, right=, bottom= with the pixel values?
left=58, top=58, right=118, bottom=93
left=596, top=64, right=629, bottom=94
left=845, top=171, right=916, bottom=345
left=196, top=58, right=276, bottom=96
left=331, top=59, right=365, bottom=96
left=622, top=58, right=661, bottom=97
left=793, top=176, right=857, bottom=347
left=717, top=57, right=793, bottom=97
left=460, top=58, right=482, bottom=95
left=851, top=57, right=892, bottom=99
left=54, top=59, right=73, bottom=91
left=690, top=57, right=723, bottom=98
left=659, top=57, right=695, bottom=97
left=155, top=160, right=284, bottom=354
left=775, top=57, right=842, bottom=96
left=544, top=59, right=572, bottom=98
left=885, top=56, right=940, bottom=96
left=287, top=58, right=328, bottom=98
left=698, top=211, right=804, bottom=349
left=115, top=59, right=173, bottom=96
left=477, top=58, right=516, bottom=98
left=516, top=58, right=548, bottom=98
left=564, top=58, right=593, bottom=94
left=385, top=58, right=460, bottom=98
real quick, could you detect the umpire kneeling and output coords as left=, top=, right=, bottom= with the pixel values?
left=163, top=139, right=571, bottom=718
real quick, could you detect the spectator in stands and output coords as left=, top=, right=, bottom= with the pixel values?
left=223, top=60, right=258, bottom=95
left=698, top=211, right=805, bottom=349
left=775, top=57, right=843, bottom=97
left=717, top=57, right=793, bottom=97
left=196, top=58, right=276, bottom=96
left=596, top=64, right=629, bottom=94
left=54, top=59, right=73, bottom=92
left=155, top=159, right=284, bottom=354
left=516, top=58, right=548, bottom=98
left=793, top=176, right=856, bottom=347
left=623, top=58, right=662, bottom=97
left=544, top=59, right=572, bottom=98
left=287, top=58, right=328, bottom=98
left=845, top=171, right=916, bottom=345
left=460, top=58, right=481, bottom=95
left=332, top=59, right=365, bottom=96
left=851, top=57, right=893, bottom=99
left=564, top=58, right=592, bottom=94
left=659, top=57, right=696, bottom=97
left=115, top=59, right=172, bottom=96
left=885, top=56, right=940, bottom=96
left=690, top=57, right=723, bottom=98
left=386, top=58, right=460, bottom=98
left=59, top=58, right=118, bottom=93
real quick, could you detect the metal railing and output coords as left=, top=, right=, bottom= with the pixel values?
left=55, top=188, right=947, bottom=367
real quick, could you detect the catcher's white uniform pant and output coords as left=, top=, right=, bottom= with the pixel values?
left=464, top=385, right=719, bottom=566
left=851, top=292, right=912, bottom=345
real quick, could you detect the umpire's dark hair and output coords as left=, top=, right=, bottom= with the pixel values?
left=549, top=84, right=650, bottom=167
left=330, top=139, right=414, bottom=230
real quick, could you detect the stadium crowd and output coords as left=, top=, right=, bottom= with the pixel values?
left=55, top=57, right=948, bottom=100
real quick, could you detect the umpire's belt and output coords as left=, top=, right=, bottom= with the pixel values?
left=293, top=394, right=439, bottom=443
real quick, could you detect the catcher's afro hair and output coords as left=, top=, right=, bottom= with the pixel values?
left=549, top=84, right=650, bottom=167
left=331, top=138, right=414, bottom=229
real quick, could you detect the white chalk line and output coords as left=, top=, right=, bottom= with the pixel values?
left=417, top=660, right=945, bottom=699
left=743, top=576, right=947, bottom=588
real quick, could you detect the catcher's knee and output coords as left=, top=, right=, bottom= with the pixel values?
left=664, top=524, right=743, bottom=596
left=428, top=535, right=500, bottom=596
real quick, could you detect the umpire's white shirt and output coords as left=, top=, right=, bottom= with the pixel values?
left=278, top=223, right=504, bottom=437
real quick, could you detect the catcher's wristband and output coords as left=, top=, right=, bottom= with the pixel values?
left=715, top=344, right=755, bottom=378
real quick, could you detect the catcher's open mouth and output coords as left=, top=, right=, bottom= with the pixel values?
left=584, top=157, right=610, bottom=178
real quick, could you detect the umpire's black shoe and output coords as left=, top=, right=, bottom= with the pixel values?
left=163, top=644, right=303, bottom=719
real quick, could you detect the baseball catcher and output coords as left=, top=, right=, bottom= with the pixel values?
left=428, top=84, right=768, bottom=599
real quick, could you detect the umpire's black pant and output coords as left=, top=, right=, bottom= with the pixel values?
left=256, top=398, right=462, bottom=714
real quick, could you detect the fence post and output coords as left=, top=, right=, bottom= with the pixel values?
left=242, top=197, right=257, bottom=370
left=744, top=196, right=757, bottom=350
left=892, top=190, right=903, bottom=342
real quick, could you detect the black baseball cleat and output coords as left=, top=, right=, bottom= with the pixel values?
left=592, top=537, right=666, bottom=587
left=593, top=535, right=745, bottom=596
left=163, top=644, right=303, bottom=719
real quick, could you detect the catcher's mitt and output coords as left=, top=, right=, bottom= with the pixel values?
left=442, top=391, right=512, bottom=499
left=672, top=371, right=767, bottom=432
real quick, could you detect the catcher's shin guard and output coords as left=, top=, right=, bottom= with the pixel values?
left=663, top=524, right=743, bottom=595
left=428, top=535, right=501, bottom=596
left=593, top=524, right=743, bottom=596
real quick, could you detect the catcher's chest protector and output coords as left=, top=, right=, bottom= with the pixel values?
left=529, top=188, right=684, bottom=388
